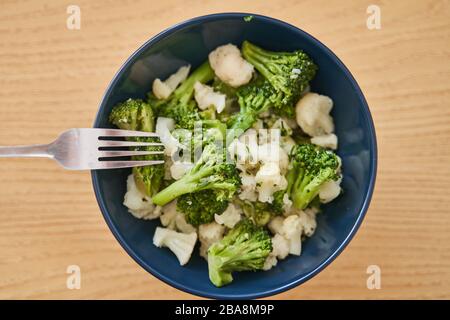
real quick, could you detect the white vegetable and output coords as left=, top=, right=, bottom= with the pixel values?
left=238, top=172, right=258, bottom=202
left=123, top=174, right=159, bottom=220
left=298, top=209, right=317, bottom=237
left=152, top=65, right=190, bottom=99
left=271, top=234, right=290, bottom=260
left=159, top=200, right=196, bottom=233
left=159, top=200, right=178, bottom=229
left=263, top=255, right=278, bottom=271
left=268, top=216, right=284, bottom=235
left=155, top=117, right=179, bottom=156
left=153, top=227, right=197, bottom=265
left=319, top=176, right=342, bottom=203
left=282, top=215, right=303, bottom=255
left=295, top=93, right=334, bottom=137
left=198, top=222, right=225, bottom=259
left=255, top=162, right=288, bottom=203
left=170, top=161, right=194, bottom=180
left=311, top=133, right=338, bottom=150
left=208, top=44, right=254, bottom=87
left=214, top=203, right=242, bottom=228
left=194, top=81, right=226, bottom=113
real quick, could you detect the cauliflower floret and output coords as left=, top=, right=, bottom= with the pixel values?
left=123, top=174, right=160, bottom=220
left=238, top=172, right=258, bottom=202
left=155, top=117, right=180, bottom=156
left=194, top=82, right=226, bottom=113
left=282, top=193, right=293, bottom=214
left=175, top=213, right=197, bottom=234
left=255, top=162, right=288, bottom=203
left=159, top=200, right=196, bottom=233
left=271, top=234, right=290, bottom=260
left=208, top=44, right=254, bottom=88
left=263, top=234, right=290, bottom=271
left=280, top=136, right=296, bottom=155
left=263, top=255, right=278, bottom=271
left=298, top=209, right=318, bottom=237
left=228, top=134, right=258, bottom=170
left=159, top=200, right=178, bottom=229
left=282, top=215, right=303, bottom=255
left=153, top=227, right=197, bottom=266
left=170, top=161, right=194, bottom=180
left=214, top=203, right=242, bottom=228
left=152, top=65, right=190, bottom=99
left=268, top=215, right=303, bottom=255
left=319, top=176, right=342, bottom=203
left=198, top=222, right=226, bottom=259
left=295, top=93, right=334, bottom=137
left=311, top=133, right=338, bottom=150
left=268, top=216, right=284, bottom=235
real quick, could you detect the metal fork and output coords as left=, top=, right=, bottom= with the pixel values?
left=0, top=128, right=165, bottom=170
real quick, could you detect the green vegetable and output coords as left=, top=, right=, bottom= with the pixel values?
left=243, top=15, right=254, bottom=22
left=152, top=61, right=215, bottom=129
left=151, top=143, right=241, bottom=206
left=109, top=99, right=164, bottom=196
left=241, top=40, right=317, bottom=117
left=234, top=198, right=283, bottom=226
left=207, top=219, right=272, bottom=287
left=177, top=190, right=229, bottom=226
left=288, top=143, right=340, bottom=209
left=226, top=76, right=276, bottom=142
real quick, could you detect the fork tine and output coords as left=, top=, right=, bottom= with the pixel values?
left=94, top=160, right=165, bottom=169
left=99, top=150, right=164, bottom=157
left=98, top=140, right=164, bottom=148
left=97, top=129, right=160, bottom=138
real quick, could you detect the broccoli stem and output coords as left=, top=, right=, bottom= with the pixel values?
left=151, top=168, right=213, bottom=206
left=173, top=61, right=214, bottom=105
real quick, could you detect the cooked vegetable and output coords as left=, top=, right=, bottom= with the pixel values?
left=234, top=197, right=283, bottom=227
left=242, top=40, right=317, bottom=117
left=151, top=143, right=241, bottom=206
left=209, top=44, right=254, bottom=88
left=288, top=143, right=340, bottom=209
left=295, top=92, right=334, bottom=137
left=115, top=41, right=343, bottom=287
left=152, top=65, right=191, bottom=99
left=153, top=227, right=197, bottom=265
left=109, top=98, right=164, bottom=197
left=177, top=190, right=229, bottom=226
left=153, top=61, right=215, bottom=129
left=207, top=219, right=272, bottom=287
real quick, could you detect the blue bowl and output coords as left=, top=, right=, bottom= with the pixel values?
left=92, top=13, right=377, bottom=299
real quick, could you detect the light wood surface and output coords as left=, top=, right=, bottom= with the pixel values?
left=0, top=0, right=449, bottom=299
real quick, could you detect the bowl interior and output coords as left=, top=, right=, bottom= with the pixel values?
left=92, top=13, right=376, bottom=299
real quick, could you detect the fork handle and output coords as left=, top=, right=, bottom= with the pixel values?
left=0, top=144, right=52, bottom=158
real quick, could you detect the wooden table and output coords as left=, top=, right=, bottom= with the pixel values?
left=0, top=0, right=449, bottom=299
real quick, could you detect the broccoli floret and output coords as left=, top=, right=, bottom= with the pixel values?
left=177, top=190, right=229, bottom=226
left=152, top=61, right=215, bottom=129
left=171, top=119, right=227, bottom=163
left=288, top=143, right=340, bottom=209
left=241, top=40, right=317, bottom=117
left=234, top=198, right=283, bottom=226
left=109, top=98, right=164, bottom=196
left=226, top=77, right=277, bottom=142
left=207, top=219, right=272, bottom=287
left=151, top=143, right=241, bottom=206
left=109, top=98, right=154, bottom=132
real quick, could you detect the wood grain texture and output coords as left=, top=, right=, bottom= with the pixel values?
left=0, top=0, right=449, bottom=299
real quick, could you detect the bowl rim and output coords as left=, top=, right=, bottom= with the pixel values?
left=91, top=12, right=378, bottom=299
